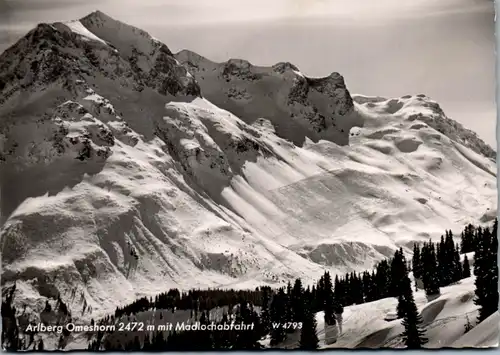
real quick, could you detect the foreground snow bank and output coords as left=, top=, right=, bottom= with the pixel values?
left=451, top=311, right=499, bottom=348
left=312, top=276, right=495, bottom=349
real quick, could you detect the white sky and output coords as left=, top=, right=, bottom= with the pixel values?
left=0, top=0, right=496, bottom=146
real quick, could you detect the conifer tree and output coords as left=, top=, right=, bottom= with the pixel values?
left=436, top=236, right=448, bottom=286
left=396, top=256, right=412, bottom=319
left=390, top=248, right=407, bottom=297
left=143, top=333, right=151, bottom=351
left=311, top=285, right=319, bottom=312
left=260, top=287, right=272, bottom=336
left=333, top=275, right=344, bottom=308
left=285, top=282, right=293, bottom=327
left=132, top=336, right=141, bottom=350
left=234, top=301, right=260, bottom=349
left=474, top=226, right=488, bottom=321
left=412, top=244, right=423, bottom=283
left=474, top=222, right=499, bottom=323
left=422, top=242, right=440, bottom=296
left=299, top=300, right=319, bottom=350
left=1, top=285, right=20, bottom=351
left=462, top=254, right=471, bottom=278
left=304, top=286, right=312, bottom=306
left=153, top=331, right=167, bottom=351
left=460, top=224, right=476, bottom=253
left=375, top=259, right=391, bottom=299
left=317, top=275, right=325, bottom=306
left=344, top=273, right=352, bottom=306
left=322, top=272, right=336, bottom=325
left=445, top=232, right=455, bottom=282
left=353, top=272, right=364, bottom=304
left=270, top=289, right=287, bottom=346
left=291, top=278, right=304, bottom=323
left=452, top=245, right=463, bottom=282
left=396, top=292, right=406, bottom=320
left=399, top=274, right=427, bottom=348
left=370, top=270, right=379, bottom=300
left=195, top=310, right=213, bottom=349
left=38, top=339, right=44, bottom=351
left=362, top=271, right=373, bottom=302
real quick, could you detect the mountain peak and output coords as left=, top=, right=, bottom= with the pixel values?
left=272, top=61, right=300, bottom=74
left=78, top=11, right=167, bottom=56
left=79, top=10, right=125, bottom=31
left=80, top=10, right=110, bottom=21
left=0, top=12, right=201, bottom=105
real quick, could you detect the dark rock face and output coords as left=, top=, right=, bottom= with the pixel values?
left=272, top=62, right=300, bottom=74
left=287, top=74, right=310, bottom=105
left=150, top=52, right=201, bottom=96
left=306, top=73, right=354, bottom=116
left=285, top=71, right=355, bottom=133
left=0, top=17, right=201, bottom=106
left=221, top=59, right=262, bottom=81
left=0, top=25, right=74, bottom=104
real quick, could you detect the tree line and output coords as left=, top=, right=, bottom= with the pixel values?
left=112, top=287, right=266, bottom=320
left=92, top=274, right=340, bottom=350
left=90, top=219, right=499, bottom=350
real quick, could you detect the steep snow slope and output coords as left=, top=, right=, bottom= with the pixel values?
left=0, top=11, right=496, bottom=328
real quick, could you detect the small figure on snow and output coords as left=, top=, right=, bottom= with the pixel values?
left=334, top=303, right=344, bottom=335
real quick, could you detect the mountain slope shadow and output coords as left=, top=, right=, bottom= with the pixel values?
left=1, top=157, right=107, bottom=222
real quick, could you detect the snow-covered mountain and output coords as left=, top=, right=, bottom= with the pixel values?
left=0, top=11, right=496, bottom=325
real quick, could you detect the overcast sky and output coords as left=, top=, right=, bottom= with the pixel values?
left=0, top=0, right=496, bottom=147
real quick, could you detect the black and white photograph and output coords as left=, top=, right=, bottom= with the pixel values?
left=0, top=0, right=498, bottom=350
